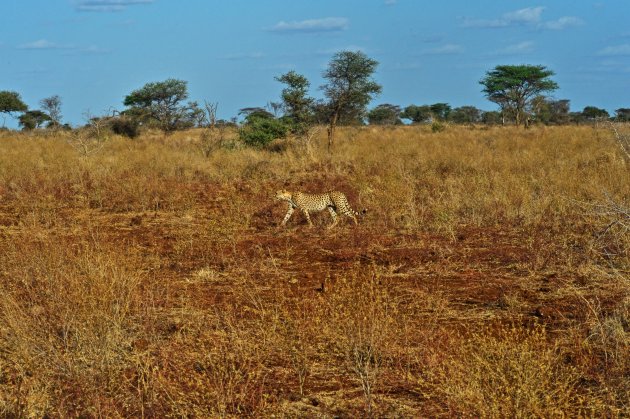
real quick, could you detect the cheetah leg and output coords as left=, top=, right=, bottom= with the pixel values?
left=281, top=205, right=294, bottom=226
left=346, top=207, right=359, bottom=225
left=327, top=207, right=338, bottom=229
left=340, top=204, right=358, bottom=225
left=302, top=210, right=313, bottom=227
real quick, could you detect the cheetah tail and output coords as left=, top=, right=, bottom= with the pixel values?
left=360, top=208, right=367, bottom=215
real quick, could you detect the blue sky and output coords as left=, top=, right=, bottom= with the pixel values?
left=1, top=1, right=629, bottom=126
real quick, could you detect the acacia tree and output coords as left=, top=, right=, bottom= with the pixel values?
left=321, top=51, right=381, bottom=151
left=19, top=110, right=51, bottom=130
left=367, top=104, right=402, bottom=125
left=615, top=108, right=630, bottom=122
left=581, top=106, right=609, bottom=122
left=449, top=106, right=482, bottom=124
left=275, top=70, right=314, bottom=134
left=0, top=91, right=28, bottom=127
left=401, top=105, right=432, bottom=124
left=530, top=97, right=571, bottom=125
left=480, top=65, right=558, bottom=127
left=429, top=103, right=451, bottom=121
left=40, top=95, right=62, bottom=128
left=123, top=78, right=201, bottom=132
left=400, top=103, right=451, bottom=124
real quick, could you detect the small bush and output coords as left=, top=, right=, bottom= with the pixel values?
left=431, top=120, right=446, bottom=133
left=110, top=116, right=141, bottom=138
left=239, top=117, right=288, bottom=147
left=424, top=325, right=582, bottom=417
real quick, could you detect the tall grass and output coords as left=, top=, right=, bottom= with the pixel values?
left=0, top=125, right=627, bottom=416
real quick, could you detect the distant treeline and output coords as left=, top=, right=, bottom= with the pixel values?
left=1, top=51, right=628, bottom=145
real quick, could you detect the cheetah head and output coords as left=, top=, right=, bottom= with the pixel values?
left=275, top=189, right=292, bottom=201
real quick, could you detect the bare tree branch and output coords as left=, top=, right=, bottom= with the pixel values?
left=607, top=121, right=630, bottom=163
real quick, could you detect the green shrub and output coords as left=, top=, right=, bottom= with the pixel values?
left=239, top=116, right=288, bottom=147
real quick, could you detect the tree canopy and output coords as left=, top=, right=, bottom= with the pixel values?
left=275, top=71, right=314, bottom=133
left=449, top=106, right=482, bottom=124
left=238, top=107, right=274, bottom=120
left=580, top=106, right=609, bottom=121
left=401, top=105, right=432, bottom=124
left=40, top=95, right=62, bottom=127
left=614, top=108, right=630, bottom=122
left=429, top=103, right=452, bottom=121
left=480, top=65, right=558, bottom=126
left=4, top=58, right=628, bottom=133
left=0, top=91, right=28, bottom=125
left=124, top=78, right=201, bottom=132
left=530, top=97, right=571, bottom=125
left=18, top=110, right=51, bottom=130
left=368, top=104, right=402, bottom=125
left=321, top=50, right=381, bottom=149
left=400, top=103, right=453, bottom=124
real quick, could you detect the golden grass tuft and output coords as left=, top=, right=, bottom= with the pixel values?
left=422, top=324, right=583, bottom=417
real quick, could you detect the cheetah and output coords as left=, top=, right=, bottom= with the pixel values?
left=275, top=189, right=367, bottom=228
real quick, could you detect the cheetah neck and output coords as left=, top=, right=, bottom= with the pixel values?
left=288, top=197, right=298, bottom=208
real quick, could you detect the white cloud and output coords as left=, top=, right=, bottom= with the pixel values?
left=267, top=17, right=349, bottom=33
left=384, top=0, right=397, bottom=5
left=597, top=44, right=630, bottom=56
left=543, top=16, right=584, bottom=30
left=462, top=7, right=581, bottom=31
left=584, top=60, right=630, bottom=74
left=462, top=7, right=544, bottom=28
left=17, top=39, right=69, bottom=49
left=17, top=39, right=109, bottom=54
left=75, top=0, right=154, bottom=12
left=503, top=7, right=544, bottom=25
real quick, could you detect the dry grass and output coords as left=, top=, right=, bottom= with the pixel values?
left=0, top=124, right=628, bottom=417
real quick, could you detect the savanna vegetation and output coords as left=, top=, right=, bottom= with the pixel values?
left=0, top=123, right=628, bottom=417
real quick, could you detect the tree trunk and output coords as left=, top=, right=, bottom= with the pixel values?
left=327, top=111, right=339, bottom=153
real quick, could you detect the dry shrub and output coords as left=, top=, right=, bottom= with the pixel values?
left=275, top=298, right=321, bottom=397
left=588, top=194, right=630, bottom=270
left=323, top=266, right=398, bottom=416
left=178, top=306, right=270, bottom=417
left=424, top=324, right=584, bottom=418
left=561, top=271, right=630, bottom=416
left=567, top=274, right=629, bottom=377
left=0, top=235, right=147, bottom=417
left=146, top=277, right=281, bottom=417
